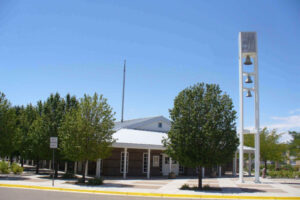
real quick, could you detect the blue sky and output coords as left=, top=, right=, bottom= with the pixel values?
left=0, top=0, right=299, bottom=140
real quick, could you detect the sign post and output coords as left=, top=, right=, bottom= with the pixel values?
left=50, top=137, right=58, bottom=187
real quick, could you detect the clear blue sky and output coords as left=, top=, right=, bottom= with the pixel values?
left=0, top=0, right=299, bottom=138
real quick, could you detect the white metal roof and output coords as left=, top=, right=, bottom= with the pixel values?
left=112, top=128, right=255, bottom=153
left=112, top=128, right=167, bottom=150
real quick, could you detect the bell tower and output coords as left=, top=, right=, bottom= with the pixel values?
left=238, top=32, right=260, bottom=183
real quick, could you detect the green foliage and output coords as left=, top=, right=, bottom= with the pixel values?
left=0, top=161, right=10, bottom=174
left=244, top=128, right=287, bottom=166
left=59, top=93, right=115, bottom=182
left=163, top=83, right=238, bottom=188
left=289, top=131, right=300, bottom=160
left=11, top=163, right=23, bottom=174
left=87, top=177, right=103, bottom=185
left=180, top=184, right=190, bottom=190
left=268, top=170, right=300, bottom=178
left=62, top=172, right=75, bottom=179
left=0, top=92, right=19, bottom=158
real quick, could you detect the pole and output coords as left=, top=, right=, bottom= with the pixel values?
left=52, top=149, right=54, bottom=187
left=254, top=53, right=260, bottom=183
left=238, top=32, right=244, bottom=183
left=121, top=60, right=126, bottom=123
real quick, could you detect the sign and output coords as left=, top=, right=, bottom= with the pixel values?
left=50, top=137, right=58, bottom=149
left=240, top=32, right=257, bottom=53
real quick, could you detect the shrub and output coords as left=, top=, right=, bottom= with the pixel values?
left=11, top=163, right=23, bottom=175
left=62, top=172, right=75, bottom=179
left=180, top=184, right=190, bottom=190
left=203, top=184, right=211, bottom=190
left=87, top=177, right=103, bottom=185
left=0, top=161, right=10, bottom=174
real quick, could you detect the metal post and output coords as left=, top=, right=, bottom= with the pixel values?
left=52, top=149, right=54, bottom=187
left=74, top=161, right=77, bottom=174
left=202, top=167, right=205, bottom=178
left=169, top=157, right=172, bottom=174
left=233, top=152, right=237, bottom=176
left=121, top=60, right=126, bottom=123
left=218, top=166, right=222, bottom=178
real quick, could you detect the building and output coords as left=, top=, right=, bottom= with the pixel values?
left=55, top=116, right=254, bottom=178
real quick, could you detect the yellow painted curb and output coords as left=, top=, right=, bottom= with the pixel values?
left=0, top=183, right=299, bottom=200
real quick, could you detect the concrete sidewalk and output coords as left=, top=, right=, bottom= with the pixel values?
left=0, top=165, right=300, bottom=199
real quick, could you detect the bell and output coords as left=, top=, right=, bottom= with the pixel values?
left=244, top=55, right=252, bottom=65
left=245, top=75, right=253, bottom=84
left=246, top=90, right=252, bottom=97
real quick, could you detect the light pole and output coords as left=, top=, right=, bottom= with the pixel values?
left=238, top=32, right=260, bottom=183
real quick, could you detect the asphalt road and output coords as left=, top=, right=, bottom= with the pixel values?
left=0, top=187, right=228, bottom=200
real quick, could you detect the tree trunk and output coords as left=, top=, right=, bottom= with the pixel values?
left=198, top=166, right=202, bottom=190
left=21, top=158, right=24, bottom=167
left=35, top=159, right=39, bottom=174
left=10, top=155, right=13, bottom=165
left=82, top=160, right=86, bottom=183
left=55, top=161, right=58, bottom=178
left=264, top=160, right=267, bottom=175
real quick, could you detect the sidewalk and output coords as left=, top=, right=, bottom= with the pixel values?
left=0, top=165, right=300, bottom=199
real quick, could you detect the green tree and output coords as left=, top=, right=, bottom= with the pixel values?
left=244, top=128, right=286, bottom=173
left=16, top=104, right=38, bottom=166
left=163, top=83, right=238, bottom=189
left=0, top=92, right=19, bottom=161
left=289, top=131, right=300, bottom=160
left=59, top=93, right=115, bottom=182
left=42, top=93, right=66, bottom=176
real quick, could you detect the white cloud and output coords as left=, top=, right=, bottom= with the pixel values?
left=244, top=114, right=300, bottom=143
left=268, top=115, right=300, bottom=130
left=289, top=108, right=300, bottom=114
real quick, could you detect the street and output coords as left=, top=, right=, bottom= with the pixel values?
left=0, top=187, right=226, bottom=200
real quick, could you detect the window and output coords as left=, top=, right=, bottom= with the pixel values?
left=120, top=152, right=129, bottom=173
left=158, top=122, right=162, bottom=128
left=179, top=164, right=184, bottom=174
left=165, top=157, right=169, bottom=164
left=143, top=153, right=148, bottom=173
left=153, top=155, right=159, bottom=167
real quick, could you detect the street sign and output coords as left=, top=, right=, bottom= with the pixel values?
left=50, top=137, right=58, bottom=149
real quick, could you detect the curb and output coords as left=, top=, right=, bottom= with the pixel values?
left=0, top=183, right=299, bottom=200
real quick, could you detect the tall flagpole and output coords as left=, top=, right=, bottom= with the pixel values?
left=121, top=60, right=126, bottom=123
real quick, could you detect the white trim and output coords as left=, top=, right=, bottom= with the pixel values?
left=112, top=142, right=165, bottom=150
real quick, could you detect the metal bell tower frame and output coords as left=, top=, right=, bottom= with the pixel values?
left=238, top=32, right=260, bottom=183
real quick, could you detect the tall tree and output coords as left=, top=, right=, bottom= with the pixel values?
left=244, top=128, right=286, bottom=173
left=59, top=93, right=115, bottom=182
left=16, top=104, right=38, bottom=166
left=0, top=92, right=18, bottom=161
left=163, top=83, right=239, bottom=189
left=42, top=93, right=66, bottom=176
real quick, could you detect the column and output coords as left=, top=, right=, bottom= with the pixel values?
left=123, top=148, right=127, bottom=179
left=147, top=149, right=151, bottom=179
left=169, top=157, right=172, bottom=173
left=233, top=152, right=237, bottom=176
left=74, top=162, right=77, bottom=174
left=218, top=166, right=222, bottom=177
left=248, top=153, right=251, bottom=176
left=85, top=161, right=88, bottom=176
left=202, top=167, right=205, bottom=178
left=26, top=160, right=29, bottom=165
left=32, top=160, right=34, bottom=165
left=96, top=159, right=101, bottom=178
left=65, top=162, right=68, bottom=173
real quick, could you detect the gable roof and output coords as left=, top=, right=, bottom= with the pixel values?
left=114, top=116, right=171, bottom=132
